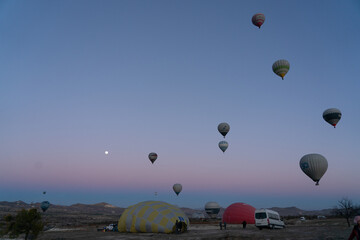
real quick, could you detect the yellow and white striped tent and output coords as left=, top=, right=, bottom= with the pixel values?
left=118, top=201, right=190, bottom=233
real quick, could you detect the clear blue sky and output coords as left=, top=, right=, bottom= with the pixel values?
left=0, top=0, right=359, bottom=211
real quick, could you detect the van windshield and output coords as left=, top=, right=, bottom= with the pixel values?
left=255, top=212, right=267, bottom=219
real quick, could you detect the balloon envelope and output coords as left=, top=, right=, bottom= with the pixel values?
left=148, top=152, right=158, bottom=164
left=118, top=201, right=189, bottom=233
left=173, top=183, right=182, bottom=196
left=299, top=153, right=328, bottom=185
left=272, top=59, right=290, bottom=79
left=218, top=141, right=228, bottom=153
left=222, top=202, right=256, bottom=224
left=323, top=108, right=342, bottom=128
left=218, top=123, right=230, bottom=138
left=41, top=201, right=50, bottom=212
left=252, top=13, right=265, bottom=28
left=205, top=202, right=220, bottom=219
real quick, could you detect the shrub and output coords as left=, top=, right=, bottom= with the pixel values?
left=0, top=208, right=44, bottom=239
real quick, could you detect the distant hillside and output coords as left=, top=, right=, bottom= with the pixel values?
left=0, top=201, right=125, bottom=227
left=269, top=207, right=334, bottom=217
left=0, top=201, right=124, bottom=216
left=0, top=201, right=334, bottom=220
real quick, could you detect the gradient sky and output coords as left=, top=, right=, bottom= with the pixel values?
left=1, top=0, right=359, bottom=211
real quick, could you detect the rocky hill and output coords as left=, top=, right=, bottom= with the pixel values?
left=0, top=201, right=125, bottom=228
left=0, top=201, right=334, bottom=228
left=269, top=206, right=333, bottom=217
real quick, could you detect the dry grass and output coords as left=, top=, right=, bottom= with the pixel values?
left=37, top=218, right=351, bottom=240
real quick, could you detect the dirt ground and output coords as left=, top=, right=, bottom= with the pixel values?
left=36, top=218, right=352, bottom=240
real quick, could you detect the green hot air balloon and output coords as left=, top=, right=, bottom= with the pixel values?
left=41, top=201, right=50, bottom=212
left=272, top=59, right=290, bottom=80
left=323, top=108, right=342, bottom=128
left=299, top=153, right=328, bottom=185
left=173, top=183, right=182, bottom=196
left=218, top=141, right=228, bottom=153
left=218, top=123, right=230, bottom=138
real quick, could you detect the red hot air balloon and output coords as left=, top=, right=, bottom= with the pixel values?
left=222, top=202, right=256, bottom=224
left=252, top=13, right=265, bottom=28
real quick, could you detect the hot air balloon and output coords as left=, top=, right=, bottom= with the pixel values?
left=223, top=202, right=256, bottom=224
left=272, top=59, right=290, bottom=80
left=323, top=108, right=342, bottom=128
left=218, top=141, right=228, bottom=153
left=218, top=123, right=230, bottom=138
left=43, top=191, right=46, bottom=195
left=299, top=153, right=328, bottom=185
left=173, top=183, right=182, bottom=196
left=205, top=202, right=220, bottom=219
left=118, top=201, right=189, bottom=233
left=252, top=13, right=265, bottom=28
left=40, top=201, right=50, bottom=212
left=148, top=152, right=158, bottom=164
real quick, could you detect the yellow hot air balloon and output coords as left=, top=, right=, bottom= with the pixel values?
left=118, top=201, right=189, bottom=233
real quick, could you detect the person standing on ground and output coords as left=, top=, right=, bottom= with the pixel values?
left=242, top=221, right=247, bottom=229
left=223, top=222, right=227, bottom=230
left=348, top=216, right=360, bottom=240
left=175, top=220, right=179, bottom=234
left=178, top=221, right=183, bottom=233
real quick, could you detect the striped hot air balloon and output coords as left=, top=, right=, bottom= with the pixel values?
left=299, top=154, right=328, bottom=185
left=323, top=108, right=342, bottom=128
left=118, top=201, right=189, bottom=233
left=218, top=141, right=228, bottom=153
left=252, top=13, right=265, bottom=28
left=205, top=202, right=220, bottom=219
left=272, top=59, right=290, bottom=80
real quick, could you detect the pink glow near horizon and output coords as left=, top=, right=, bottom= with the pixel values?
left=1, top=152, right=353, bottom=198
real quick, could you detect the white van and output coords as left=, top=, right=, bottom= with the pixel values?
left=255, top=209, right=285, bottom=230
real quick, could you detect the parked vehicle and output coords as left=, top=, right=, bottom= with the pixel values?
left=300, top=217, right=306, bottom=221
left=255, top=209, right=285, bottom=230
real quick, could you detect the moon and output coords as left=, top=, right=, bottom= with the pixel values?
left=105, top=151, right=109, bottom=155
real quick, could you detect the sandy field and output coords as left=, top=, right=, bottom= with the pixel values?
left=36, top=218, right=352, bottom=240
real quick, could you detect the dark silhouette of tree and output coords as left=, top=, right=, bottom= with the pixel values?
left=0, top=208, right=44, bottom=239
left=333, top=197, right=360, bottom=227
